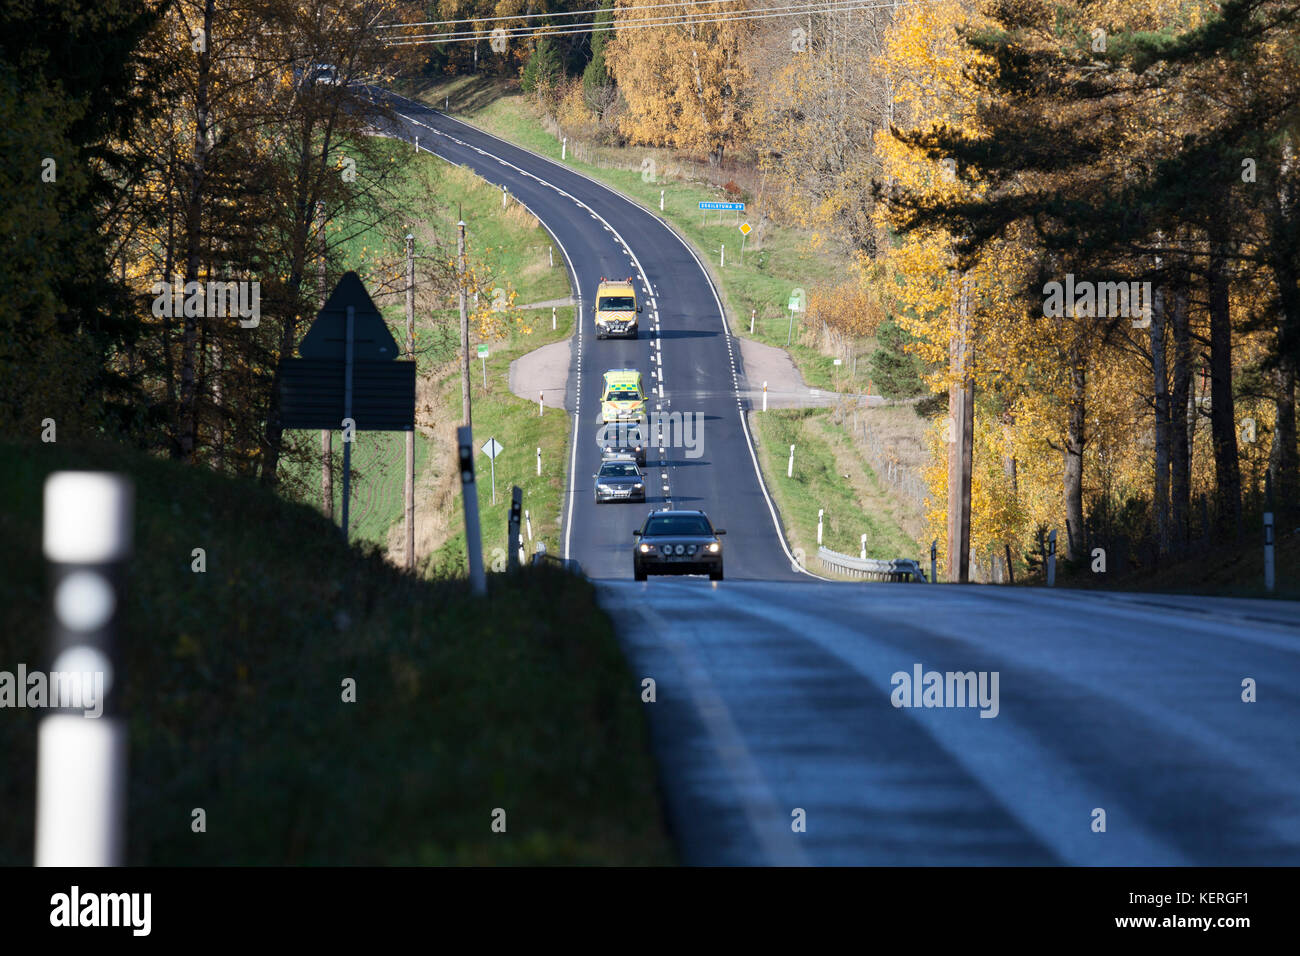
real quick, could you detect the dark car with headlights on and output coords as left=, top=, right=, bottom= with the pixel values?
left=632, top=509, right=725, bottom=581
left=594, top=457, right=646, bottom=504
left=599, top=422, right=648, bottom=467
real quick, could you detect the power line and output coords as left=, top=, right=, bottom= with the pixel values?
left=383, top=0, right=921, bottom=46
left=376, top=0, right=748, bottom=31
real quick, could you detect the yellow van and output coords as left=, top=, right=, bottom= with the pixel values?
left=594, top=277, right=640, bottom=339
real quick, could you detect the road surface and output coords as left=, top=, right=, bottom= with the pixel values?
left=371, top=89, right=1300, bottom=865
left=372, top=88, right=804, bottom=582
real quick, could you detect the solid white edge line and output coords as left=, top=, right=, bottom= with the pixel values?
left=386, top=105, right=587, bottom=563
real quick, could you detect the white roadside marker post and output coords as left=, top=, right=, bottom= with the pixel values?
left=763, top=381, right=768, bottom=412
left=1047, top=529, right=1057, bottom=587
left=817, top=509, right=824, bottom=546
left=562, top=137, right=567, bottom=160
left=1264, top=511, right=1276, bottom=593
left=552, top=306, right=556, bottom=330
left=787, top=444, right=795, bottom=478
left=660, top=189, right=664, bottom=211
left=539, top=391, right=544, bottom=416
left=36, top=472, right=133, bottom=867
left=536, top=446, right=541, bottom=477
left=860, top=534, right=867, bottom=560
left=508, top=487, right=522, bottom=571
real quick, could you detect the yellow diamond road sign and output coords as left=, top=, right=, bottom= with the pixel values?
left=740, top=222, right=752, bottom=236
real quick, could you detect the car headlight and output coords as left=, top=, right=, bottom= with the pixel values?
left=707, top=542, right=720, bottom=553
left=633, top=483, right=643, bottom=489
left=639, top=543, right=653, bottom=553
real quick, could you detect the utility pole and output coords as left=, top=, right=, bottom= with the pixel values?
left=404, top=233, right=416, bottom=571
left=458, top=208, right=472, bottom=428
left=946, top=273, right=974, bottom=582
left=318, top=202, right=332, bottom=520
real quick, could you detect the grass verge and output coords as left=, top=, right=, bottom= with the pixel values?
left=0, top=437, right=674, bottom=864
left=751, top=409, right=920, bottom=575
left=282, top=142, right=574, bottom=572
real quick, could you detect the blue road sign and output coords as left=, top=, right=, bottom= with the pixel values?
left=699, top=201, right=745, bottom=211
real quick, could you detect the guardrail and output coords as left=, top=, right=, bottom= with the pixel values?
left=530, top=545, right=582, bottom=575
left=817, top=547, right=926, bottom=582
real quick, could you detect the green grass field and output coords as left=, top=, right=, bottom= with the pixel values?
left=753, top=409, right=920, bottom=575
left=428, top=306, right=575, bottom=576
left=283, top=141, right=574, bottom=569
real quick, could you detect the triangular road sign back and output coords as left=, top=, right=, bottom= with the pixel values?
left=298, top=271, right=400, bottom=361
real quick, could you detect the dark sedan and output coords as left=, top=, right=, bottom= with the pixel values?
left=594, top=458, right=646, bottom=504
left=599, top=422, right=648, bottom=466
left=632, top=509, right=725, bottom=581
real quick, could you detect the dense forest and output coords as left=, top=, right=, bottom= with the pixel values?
left=4, top=0, right=1298, bottom=573
left=391, top=0, right=1300, bottom=567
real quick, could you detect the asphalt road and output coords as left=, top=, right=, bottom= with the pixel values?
left=373, top=88, right=804, bottom=582
left=600, top=580, right=1300, bottom=864
left=371, top=90, right=1300, bottom=866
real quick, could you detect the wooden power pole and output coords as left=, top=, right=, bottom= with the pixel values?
left=318, top=202, right=332, bottom=521
left=405, top=233, right=416, bottom=571
left=947, top=273, right=974, bottom=582
left=458, top=210, right=472, bottom=428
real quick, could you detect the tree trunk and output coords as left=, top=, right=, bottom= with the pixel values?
left=1207, top=242, right=1242, bottom=538
left=162, top=147, right=180, bottom=458
left=1268, top=133, right=1299, bottom=523
left=259, top=134, right=317, bottom=487
left=1170, top=280, right=1192, bottom=551
left=179, top=0, right=215, bottom=464
left=1270, top=355, right=1297, bottom=522
left=1150, top=284, right=1171, bottom=556
left=1064, top=348, right=1087, bottom=562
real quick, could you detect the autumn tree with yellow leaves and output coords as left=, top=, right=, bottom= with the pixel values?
left=878, top=0, right=1300, bottom=578
left=605, top=0, right=753, bottom=165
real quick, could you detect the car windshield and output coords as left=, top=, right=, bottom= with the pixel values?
left=644, top=515, right=712, bottom=536
left=598, top=296, right=635, bottom=310
left=607, top=388, right=640, bottom=401
left=600, top=463, right=639, bottom=477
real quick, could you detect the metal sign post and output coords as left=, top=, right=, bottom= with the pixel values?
left=341, top=304, right=354, bottom=541
left=277, top=271, right=416, bottom=543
